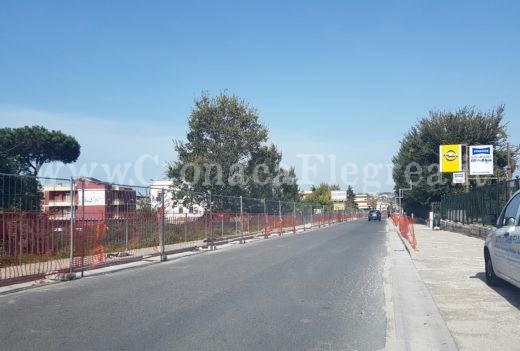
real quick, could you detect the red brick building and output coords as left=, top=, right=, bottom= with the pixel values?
left=43, top=178, right=136, bottom=220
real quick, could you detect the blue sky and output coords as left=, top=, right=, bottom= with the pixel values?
left=1, top=0, right=519, bottom=192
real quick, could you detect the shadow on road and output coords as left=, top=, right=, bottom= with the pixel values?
left=470, top=272, right=520, bottom=309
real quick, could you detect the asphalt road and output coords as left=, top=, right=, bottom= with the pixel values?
left=0, top=220, right=388, bottom=351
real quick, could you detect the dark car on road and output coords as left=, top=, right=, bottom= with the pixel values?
left=368, top=210, right=381, bottom=221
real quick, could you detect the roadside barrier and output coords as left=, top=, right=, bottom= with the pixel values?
left=391, top=213, right=417, bottom=251
left=1, top=172, right=371, bottom=287
left=1, top=206, right=366, bottom=287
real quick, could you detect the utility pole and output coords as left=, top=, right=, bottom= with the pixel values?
left=464, top=144, right=470, bottom=192
left=507, top=142, right=512, bottom=181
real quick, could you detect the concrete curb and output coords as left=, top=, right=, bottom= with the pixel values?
left=390, top=223, right=416, bottom=259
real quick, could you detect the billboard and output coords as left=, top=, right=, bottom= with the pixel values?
left=331, top=190, right=347, bottom=202
left=452, top=172, right=465, bottom=184
left=333, top=203, right=345, bottom=211
left=439, top=144, right=462, bottom=173
left=79, top=190, right=106, bottom=206
left=469, top=145, right=494, bottom=175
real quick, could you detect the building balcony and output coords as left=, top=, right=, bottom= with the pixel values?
left=46, top=200, right=72, bottom=207
left=45, top=185, right=71, bottom=192
left=48, top=214, right=73, bottom=220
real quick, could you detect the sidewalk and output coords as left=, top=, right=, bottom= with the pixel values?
left=411, top=224, right=520, bottom=351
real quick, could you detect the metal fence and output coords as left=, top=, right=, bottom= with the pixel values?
left=0, top=173, right=365, bottom=286
left=441, top=178, right=520, bottom=225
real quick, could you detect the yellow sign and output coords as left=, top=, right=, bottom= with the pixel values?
left=439, top=144, right=462, bottom=172
left=333, top=203, right=345, bottom=211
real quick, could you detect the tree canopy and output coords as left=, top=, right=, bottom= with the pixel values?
left=392, top=105, right=518, bottom=217
left=167, top=92, right=299, bottom=209
left=0, top=125, right=81, bottom=176
left=302, top=183, right=340, bottom=206
left=346, top=185, right=358, bottom=209
left=0, top=126, right=80, bottom=211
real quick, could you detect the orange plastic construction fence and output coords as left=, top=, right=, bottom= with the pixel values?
left=391, top=213, right=417, bottom=251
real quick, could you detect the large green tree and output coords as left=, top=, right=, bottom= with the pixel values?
left=303, top=183, right=340, bottom=206
left=0, top=126, right=81, bottom=210
left=167, top=92, right=299, bottom=209
left=0, top=125, right=81, bottom=176
left=346, top=185, right=358, bottom=209
left=392, top=106, right=518, bottom=217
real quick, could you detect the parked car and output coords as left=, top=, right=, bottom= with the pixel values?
left=483, top=190, right=520, bottom=288
left=368, top=210, right=381, bottom=221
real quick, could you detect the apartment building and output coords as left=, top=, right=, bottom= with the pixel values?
left=43, top=177, right=136, bottom=220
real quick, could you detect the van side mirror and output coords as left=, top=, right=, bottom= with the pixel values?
left=483, top=214, right=497, bottom=226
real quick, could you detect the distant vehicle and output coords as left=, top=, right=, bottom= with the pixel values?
left=483, top=190, right=520, bottom=288
left=368, top=210, right=381, bottom=221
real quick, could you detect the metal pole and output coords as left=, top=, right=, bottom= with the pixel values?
left=465, top=145, right=470, bottom=193
left=125, top=219, right=129, bottom=252
left=81, top=178, right=85, bottom=224
left=160, top=189, right=166, bottom=261
left=80, top=177, right=85, bottom=277
left=278, top=200, right=282, bottom=235
left=310, top=205, right=313, bottom=229
left=293, top=202, right=296, bottom=233
left=69, top=177, right=75, bottom=275
left=240, top=195, right=244, bottom=244
left=507, top=143, right=512, bottom=181
left=263, top=199, right=267, bottom=238
left=221, top=214, right=224, bottom=237
left=184, top=213, right=188, bottom=243
left=399, top=191, right=402, bottom=216
left=209, top=191, right=214, bottom=250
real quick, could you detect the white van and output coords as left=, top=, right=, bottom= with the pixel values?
left=484, top=190, right=520, bottom=288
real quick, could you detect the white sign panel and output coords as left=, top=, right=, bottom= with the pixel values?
left=453, top=172, right=466, bottom=184
left=79, top=190, right=106, bottom=206
left=331, top=190, right=347, bottom=202
left=469, top=145, right=494, bottom=175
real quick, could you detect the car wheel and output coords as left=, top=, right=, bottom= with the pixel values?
left=485, top=255, right=502, bottom=286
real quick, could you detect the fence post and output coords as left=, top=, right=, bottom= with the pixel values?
left=263, top=198, right=267, bottom=238
left=184, top=213, right=188, bottom=243
left=310, top=205, right=313, bottom=229
left=81, top=177, right=85, bottom=224
left=209, top=191, right=214, bottom=250
left=240, top=195, right=244, bottom=244
left=125, top=219, right=129, bottom=252
left=159, top=188, right=166, bottom=261
left=293, top=202, right=296, bottom=233
left=69, top=177, right=75, bottom=275
left=278, top=200, right=282, bottom=235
